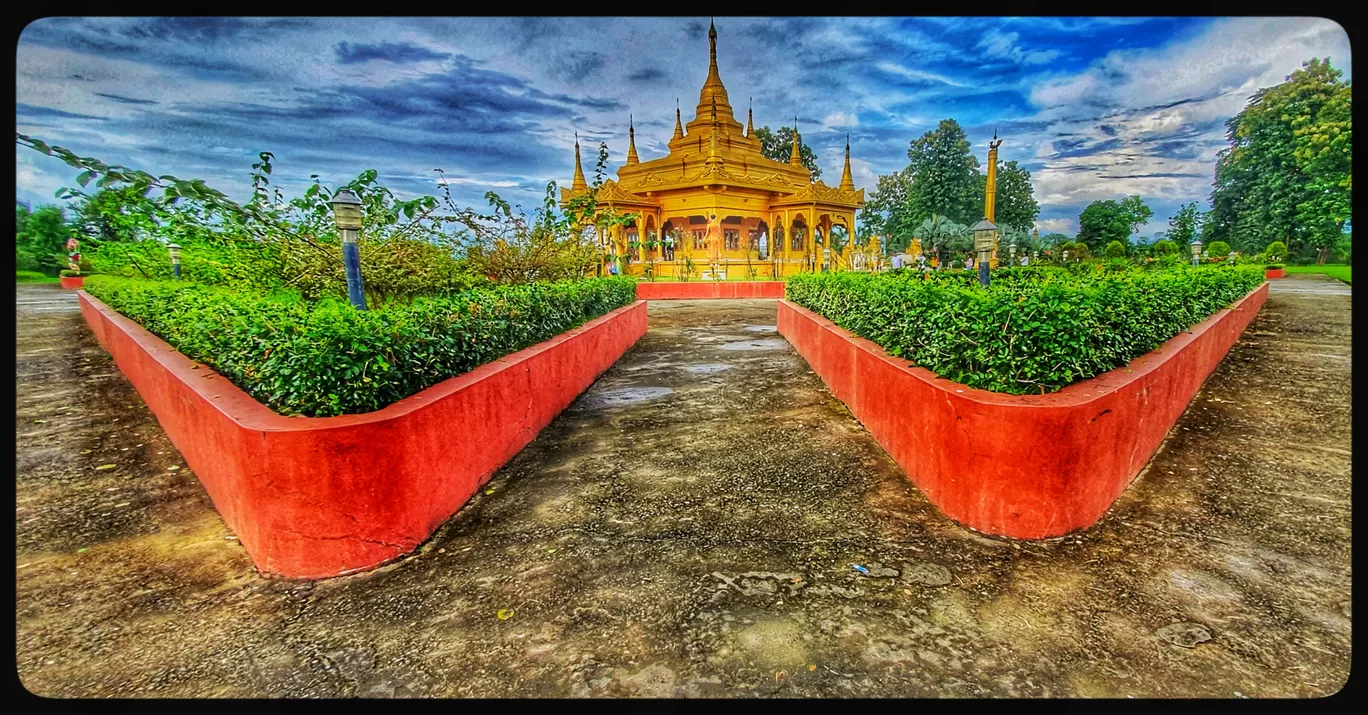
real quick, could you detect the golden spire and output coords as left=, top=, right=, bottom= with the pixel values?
left=672, top=98, right=684, bottom=140
left=571, top=131, right=587, bottom=192
left=746, top=97, right=754, bottom=137
left=789, top=116, right=803, bottom=166
left=985, top=130, right=1003, bottom=223
left=839, top=134, right=855, bottom=191
left=626, top=114, right=640, bottom=166
left=695, top=17, right=734, bottom=125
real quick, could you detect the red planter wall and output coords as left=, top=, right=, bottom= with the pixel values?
left=1265, top=268, right=1286, bottom=279
left=79, top=292, right=648, bottom=579
left=777, top=283, right=1269, bottom=539
left=60, top=276, right=85, bottom=290
left=636, top=281, right=785, bottom=300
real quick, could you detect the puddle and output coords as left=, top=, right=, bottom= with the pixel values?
left=744, top=325, right=778, bottom=333
left=683, top=364, right=733, bottom=375
left=581, top=386, right=674, bottom=410
left=718, top=339, right=789, bottom=352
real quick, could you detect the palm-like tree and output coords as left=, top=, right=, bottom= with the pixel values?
left=916, top=215, right=970, bottom=265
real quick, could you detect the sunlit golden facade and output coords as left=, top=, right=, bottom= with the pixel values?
left=561, top=21, right=869, bottom=279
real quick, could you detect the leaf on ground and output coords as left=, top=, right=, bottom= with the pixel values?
left=496, top=608, right=514, bottom=620
left=167, top=465, right=180, bottom=471
left=95, top=464, right=117, bottom=470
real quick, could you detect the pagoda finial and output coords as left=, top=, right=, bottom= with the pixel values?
left=571, top=131, right=587, bottom=192
left=695, top=17, right=732, bottom=123
left=839, top=133, right=855, bottom=191
left=789, top=117, right=803, bottom=167
left=673, top=98, right=684, bottom=140
left=746, top=97, right=753, bottom=137
left=626, top=114, right=640, bottom=166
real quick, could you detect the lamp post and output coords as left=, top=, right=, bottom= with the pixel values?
left=972, top=218, right=997, bottom=287
left=1190, top=239, right=1202, bottom=267
left=330, top=188, right=368, bottom=310
left=167, top=243, right=182, bottom=279
left=1009, top=243, right=1017, bottom=266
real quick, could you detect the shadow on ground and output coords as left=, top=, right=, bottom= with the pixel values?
left=15, top=280, right=1351, bottom=697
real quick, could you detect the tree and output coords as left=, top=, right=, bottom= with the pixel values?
left=907, top=119, right=981, bottom=226
left=72, top=186, right=162, bottom=244
left=753, top=126, right=821, bottom=180
left=15, top=203, right=71, bottom=275
left=1166, top=201, right=1203, bottom=247
left=984, top=160, right=1040, bottom=232
left=1208, top=57, right=1352, bottom=262
left=1077, top=195, right=1151, bottom=252
left=915, top=214, right=970, bottom=262
left=1041, top=233, right=1072, bottom=248
left=1153, top=240, right=1179, bottom=255
left=1206, top=241, right=1231, bottom=259
left=1105, top=240, right=1127, bottom=258
left=1119, top=195, right=1153, bottom=236
left=858, top=168, right=915, bottom=251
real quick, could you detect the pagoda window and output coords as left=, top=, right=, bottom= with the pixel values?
left=693, top=230, right=706, bottom=250
left=791, top=227, right=806, bottom=252
left=773, top=226, right=785, bottom=252
left=724, top=230, right=739, bottom=251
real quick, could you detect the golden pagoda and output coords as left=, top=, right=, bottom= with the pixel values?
left=561, top=19, right=865, bottom=279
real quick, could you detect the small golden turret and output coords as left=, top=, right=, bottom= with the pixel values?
left=571, top=131, right=587, bottom=192
left=673, top=98, right=684, bottom=140
left=746, top=98, right=754, bottom=138
left=839, top=134, right=855, bottom=191
left=626, top=114, right=640, bottom=166
left=789, top=116, right=803, bottom=168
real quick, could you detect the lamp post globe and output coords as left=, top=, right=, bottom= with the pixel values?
left=1190, top=239, right=1202, bottom=267
left=167, top=243, right=182, bottom=279
left=329, top=188, right=368, bottom=310
left=971, top=218, right=997, bottom=287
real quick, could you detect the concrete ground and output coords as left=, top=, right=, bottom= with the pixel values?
left=15, top=276, right=1351, bottom=698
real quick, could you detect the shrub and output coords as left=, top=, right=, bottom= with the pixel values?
left=83, top=275, right=638, bottom=417
left=59, top=269, right=80, bottom=277
left=1265, top=241, right=1287, bottom=262
left=786, top=265, right=1265, bottom=395
left=16, top=270, right=49, bottom=282
left=1104, top=241, right=1127, bottom=258
left=1207, top=241, right=1231, bottom=258
left=1266, top=263, right=1285, bottom=270
left=1153, top=240, right=1178, bottom=256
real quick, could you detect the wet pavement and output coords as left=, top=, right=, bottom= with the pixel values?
left=15, top=280, right=1352, bottom=697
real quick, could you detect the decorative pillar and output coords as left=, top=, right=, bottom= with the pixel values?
left=985, top=131, right=1003, bottom=269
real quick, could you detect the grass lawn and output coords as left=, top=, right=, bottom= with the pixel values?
left=1286, top=264, right=1352, bottom=284
left=16, top=271, right=60, bottom=284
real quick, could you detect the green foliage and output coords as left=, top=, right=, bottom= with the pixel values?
left=83, top=275, right=637, bottom=417
left=1077, top=196, right=1151, bottom=252
left=858, top=168, right=915, bottom=250
left=15, top=202, right=73, bottom=275
left=1153, top=240, right=1179, bottom=256
left=16, top=270, right=54, bottom=282
left=786, top=265, right=1265, bottom=395
left=753, top=126, right=821, bottom=180
left=1207, top=58, right=1352, bottom=260
left=1041, top=233, right=1073, bottom=248
left=1166, top=202, right=1203, bottom=247
left=1265, top=241, right=1288, bottom=262
left=1104, top=240, right=1127, bottom=258
left=907, top=119, right=982, bottom=226
left=1206, top=241, right=1231, bottom=258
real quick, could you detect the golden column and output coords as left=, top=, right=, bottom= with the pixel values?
left=985, top=130, right=1003, bottom=268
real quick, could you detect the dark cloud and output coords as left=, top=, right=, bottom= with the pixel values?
left=94, top=93, right=160, bottom=105
left=16, top=103, right=107, bottom=122
left=335, top=41, right=451, bottom=65
left=1097, top=124, right=1118, bottom=136
left=1052, top=137, right=1123, bottom=158
left=548, top=51, right=606, bottom=83
left=628, top=67, right=667, bottom=82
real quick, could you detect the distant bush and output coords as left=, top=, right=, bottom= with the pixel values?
left=1265, top=241, right=1287, bottom=262
left=1207, top=241, right=1231, bottom=258
left=1153, top=240, right=1179, bottom=256
left=786, top=265, right=1266, bottom=395
left=16, top=270, right=50, bottom=282
left=83, top=275, right=638, bottom=417
left=1104, top=241, right=1127, bottom=258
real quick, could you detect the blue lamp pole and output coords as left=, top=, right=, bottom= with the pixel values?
left=167, top=243, right=182, bottom=279
left=330, top=188, right=368, bottom=310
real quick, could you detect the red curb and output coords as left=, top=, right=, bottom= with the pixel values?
left=60, top=276, right=85, bottom=290
left=1265, top=268, right=1286, bottom=280
left=635, top=281, right=785, bottom=300
left=777, top=282, right=1269, bottom=539
left=78, top=292, right=648, bottom=579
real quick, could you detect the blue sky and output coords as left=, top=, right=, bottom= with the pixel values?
left=15, top=16, right=1351, bottom=238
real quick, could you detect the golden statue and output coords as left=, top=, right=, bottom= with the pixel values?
left=705, top=212, right=724, bottom=276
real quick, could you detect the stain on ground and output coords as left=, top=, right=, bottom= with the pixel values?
left=15, top=281, right=1351, bottom=697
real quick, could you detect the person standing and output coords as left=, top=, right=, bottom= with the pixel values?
left=891, top=251, right=905, bottom=270
left=964, top=255, right=974, bottom=271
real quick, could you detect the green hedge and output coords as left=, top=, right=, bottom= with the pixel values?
left=84, top=275, right=638, bottom=417
left=787, top=265, right=1265, bottom=395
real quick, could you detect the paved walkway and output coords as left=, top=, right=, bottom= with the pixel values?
left=15, top=278, right=1350, bottom=697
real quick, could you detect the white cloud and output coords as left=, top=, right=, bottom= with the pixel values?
left=875, top=61, right=967, bottom=88
left=1035, top=217, right=1075, bottom=235
left=822, top=111, right=859, bottom=130
left=978, top=28, right=1064, bottom=66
